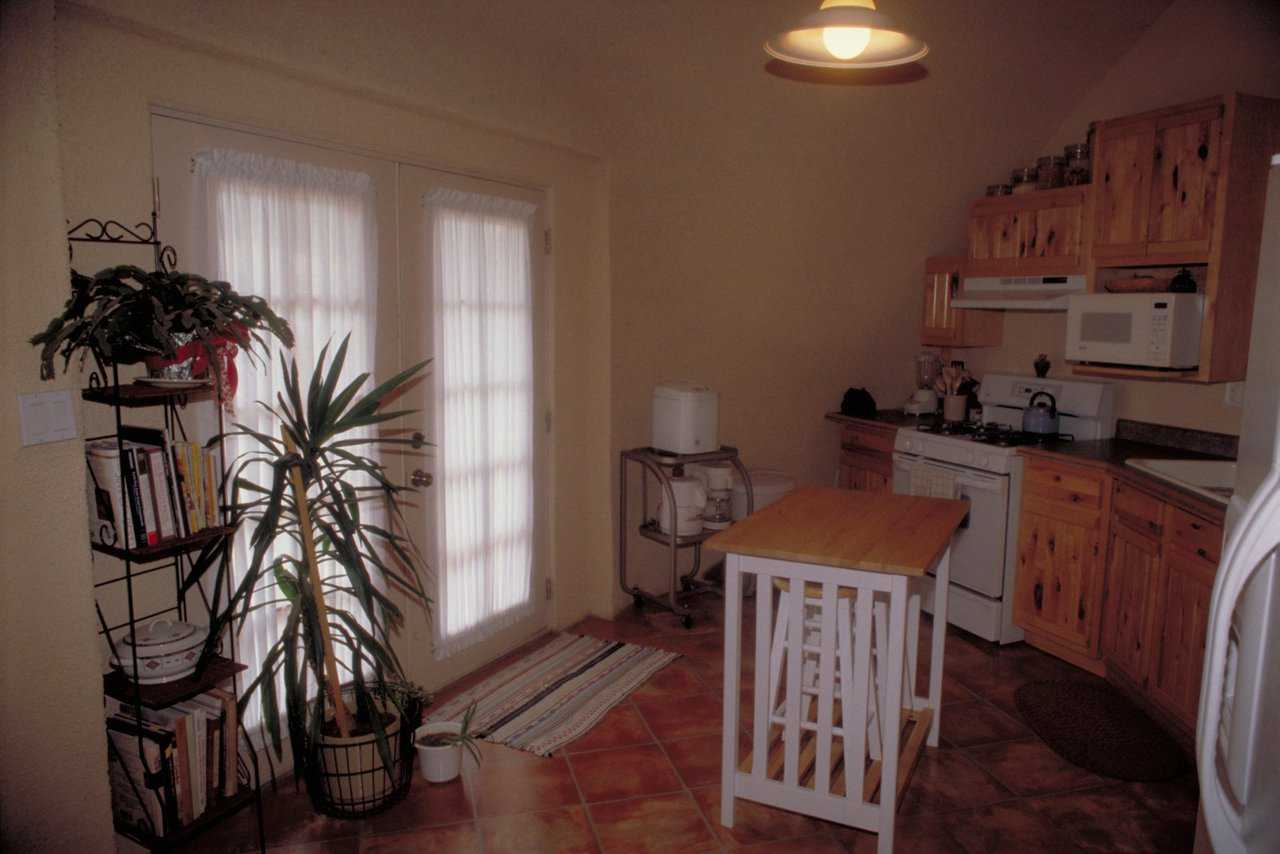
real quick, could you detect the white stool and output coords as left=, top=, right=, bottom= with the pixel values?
left=767, top=579, right=883, bottom=762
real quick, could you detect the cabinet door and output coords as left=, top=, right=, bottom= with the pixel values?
left=920, top=266, right=959, bottom=346
left=1149, top=547, right=1216, bottom=727
left=1025, top=204, right=1082, bottom=261
left=1146, top=107, right=1223, bottom=255
left=1092, top=119, right=1156, bottom=257
left=1014, top=510, right=1104, bottom=652
left=1101, top=522, right=1160, bottom=686
left=969, top=211, right=1022, bottom=261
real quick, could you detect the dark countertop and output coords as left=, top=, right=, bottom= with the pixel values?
left=825, top=410, right=937, bottom=430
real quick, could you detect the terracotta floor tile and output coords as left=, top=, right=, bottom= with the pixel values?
left=255, top=787, right=361, bottom=847
left=563, top=702, right=654, bottom=753
left=265, top=842, right=359, bottom=854
left=946, top=800, right=1083, bottom=854
left=964, top=737, right=1104, bottom=796
left=632, top=657, right=709, bottom=700
left=664, top=731, right=749, bottom=788
left=588, top=792, right=719, bottom=854
left=938, top=700, right=1030, bottom=747
left=471, top=739, right=546, bottom=767
left=570, top=614, right=660, bottom=643
left=357, top=823, right=482, bottom=853
left=1030, top=784, right=1196, bottom=853
left=358, top=774, right=475, bottom=835
left=634, top=691, right=724, bottom=741
left=469, top=756, right=581, bottom=818
left=832, top=811, right=967, bottom=853
left=478, top=806, right=599, bottom=853
left=898, top=747, right=1012, bottom=815
left=568, top=743, right=683, bottom=802
left=691, top=783, right=829, bottom=847
left=731, top=835, right=845, bottom=852
left=1125, top=773, right=1200, bottom=817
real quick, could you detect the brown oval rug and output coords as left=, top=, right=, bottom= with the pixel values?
left=1014, top=680, right=1188, bottom=782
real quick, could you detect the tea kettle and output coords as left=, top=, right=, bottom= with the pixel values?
left=1022, top=391, right=1060, bottom=435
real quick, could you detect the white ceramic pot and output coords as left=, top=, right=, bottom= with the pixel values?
left=414, top=721, right=466, bottom=783
left=111, top=618, right=207, bottom=684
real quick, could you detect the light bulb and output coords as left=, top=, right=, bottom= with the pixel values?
left=822, top=26, right=871, bottom=60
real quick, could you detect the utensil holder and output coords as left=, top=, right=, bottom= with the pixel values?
left=943, top=394, right=967, bottom=423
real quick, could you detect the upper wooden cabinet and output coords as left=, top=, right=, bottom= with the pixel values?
left=1079, top=94, right=1280, bottom=383
left=966, top=187, right=1087, bottom=276
left=920, top=256, right=1002, bottom=348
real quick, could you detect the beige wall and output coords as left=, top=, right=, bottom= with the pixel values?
left=963, top=0, right=1280, bottom=436
left=0, top=0, right=115, bottom=849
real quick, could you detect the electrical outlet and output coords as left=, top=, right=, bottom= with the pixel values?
left=1224, top=382, right=1245, bottom=408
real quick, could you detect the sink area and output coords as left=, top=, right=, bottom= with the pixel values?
left=1126, top=458, right=1237, bottom=506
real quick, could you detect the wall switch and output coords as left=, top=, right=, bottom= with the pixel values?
left=1224, top=382, right=1245, bottom=408
left=18, top=390, right=78, bottom=446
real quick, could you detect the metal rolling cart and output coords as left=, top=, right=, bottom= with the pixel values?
left=618, top=446, right=753, bottom=628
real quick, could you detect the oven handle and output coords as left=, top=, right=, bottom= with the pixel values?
left=892, top=452, right=1008, bottom=492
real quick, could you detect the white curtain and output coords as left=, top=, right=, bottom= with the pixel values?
left=194, top=148, right=379, bottom=733
left=426, top=187, right=536, bottom=659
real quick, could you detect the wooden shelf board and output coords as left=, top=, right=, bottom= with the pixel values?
left=1069, top=363, right=1202, bottom=382
left=83, top=382, right=215, bottom=408
left=104, top=655, right=246, bottom=709
left=91, top=525, right=236, bottom=564
left=638, top=521, right=719, bottom=548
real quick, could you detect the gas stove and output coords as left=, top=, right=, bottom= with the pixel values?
left=915, top=421, right=1076, bottom=448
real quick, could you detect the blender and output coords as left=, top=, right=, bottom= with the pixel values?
left=904, top=352, right=942, bottom=415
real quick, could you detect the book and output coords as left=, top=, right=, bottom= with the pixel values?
left=170, top=444, right=194, bottom=537
left=105, top=715, right=175, bottom=838
left=120, top=426, right=183, bottom=543
left=134, top=448, right=160, bottom=546
left=157, top=444, right=183, bottom=539
left=173, top=701, right=208, bottom=818
left=201, top=445, right=221, bottom=529
left=85, top=440, right=134, bottom=549
left=120, top=448, right=148, bottom=549
left=144, top=448, right=177, bottom=541
left=207, top=687, right=240, bottom=797
left=138, top=707, right=195, bottom=824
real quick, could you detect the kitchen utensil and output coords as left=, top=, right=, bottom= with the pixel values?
left=1168, top=267, right=1197, bottom=293
left=1034, top=353, right=1051, bottom=378
left=1022, top=391, right=1060, bottom=434
left=656, top=476, right=707, bottom=536
left=698, top=462, right=735, bottom=530
left=110, top=618, right=208, bottom=684
left=943, top=394, right=967, bottom=422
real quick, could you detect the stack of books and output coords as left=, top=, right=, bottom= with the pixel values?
left=104, top=689, right=240, bottom=837
left=85, top=425, right=223, bottom=550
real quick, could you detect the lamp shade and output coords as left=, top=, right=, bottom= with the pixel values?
left=765, top=5, right=928, bottom=69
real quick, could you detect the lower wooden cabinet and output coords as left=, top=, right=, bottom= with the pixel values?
left=1014, top=508, right=1105, bottom=656
left=1100, top=521, right=1160, bottom=686
left=1148, top=544, right=1218, bottom=726
left=835, top=420, right=894, bottom=494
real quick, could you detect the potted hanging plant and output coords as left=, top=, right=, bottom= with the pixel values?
left=204, top=336, right=432, bottom=817
left=414, top=701, right=483, bottom=784
left=29, top=265, right=293, bottom=400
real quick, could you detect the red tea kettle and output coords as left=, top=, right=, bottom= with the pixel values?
left=1022, top=391, right=1060, bottom=435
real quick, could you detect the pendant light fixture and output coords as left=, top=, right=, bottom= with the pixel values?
left=765, top=0, right=928, bottom=69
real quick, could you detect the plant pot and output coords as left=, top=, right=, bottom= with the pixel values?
left=309, top=700, right=412, bottom=816
left=414, top=721, right=465, bottom=783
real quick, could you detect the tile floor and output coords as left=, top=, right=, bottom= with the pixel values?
left=186, top=593, right=1199, bottom=852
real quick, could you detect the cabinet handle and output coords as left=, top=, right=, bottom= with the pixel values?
left=1198, top=143, right=1209, bottom=161
left=1047, top=535, right=1056, bottom=554
left=1078, top=597, right=1086, bottom=621
left=1190, top=521, right=1202, bottom=531
left=1153, top=146, right=1162, bottom=162
left=949, top=274, right=959, bottom=299
left=1033, top=582, right=1044, bottom=611
left=1198, top=547, right=1209, bottom=560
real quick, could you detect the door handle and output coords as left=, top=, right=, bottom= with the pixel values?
left=411, top=469, right=433, bottom=488
left=1033, top=582, right=1044, bottom=611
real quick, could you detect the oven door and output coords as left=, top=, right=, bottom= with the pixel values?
left=892, top=453, right=1010, bottom=598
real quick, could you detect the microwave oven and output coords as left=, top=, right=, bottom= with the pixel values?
left=1065, top=292, right=1204, bottom=369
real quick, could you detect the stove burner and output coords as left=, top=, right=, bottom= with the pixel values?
left=915, top=422, right=1074, bottom=447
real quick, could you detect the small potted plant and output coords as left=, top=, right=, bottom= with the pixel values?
left=415, top=702, right=483, bottom=784
left=30, top=265, right=293, bottom=399
left=208, top=336, right=432, bottom=817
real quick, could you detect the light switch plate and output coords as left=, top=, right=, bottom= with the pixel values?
left=18, top=390, right=78, bottom=446
left=1224, top=382, right=1245, bottom=408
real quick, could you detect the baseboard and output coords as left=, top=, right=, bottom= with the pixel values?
left=1023, top=630, right=1106, bottom=677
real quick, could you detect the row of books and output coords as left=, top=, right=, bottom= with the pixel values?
left=85, top=425, right=222, bottom=551
left=105, top=689, right=240, bottom=838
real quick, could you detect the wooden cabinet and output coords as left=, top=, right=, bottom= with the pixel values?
left=1101, top=517, right=1161, bottom=686
left=835, top=420, right=894, bottom=494
left=1078, top=94, right=1280, bottom=383
left=965, top=187, right=1087, bottom=277
left=920, top=256, right=1002, bottom=348
left=1014, top=457, right=1109, bottom=659
left=1149, top=543, right=1217, bottom=726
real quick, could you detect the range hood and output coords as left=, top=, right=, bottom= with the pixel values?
left=952, top=274, right=1087, bottom=310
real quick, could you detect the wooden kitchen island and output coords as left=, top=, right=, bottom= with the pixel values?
left=707, top=487, right=968, bottom=854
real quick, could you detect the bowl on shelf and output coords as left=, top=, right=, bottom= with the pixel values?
left=110, top=618, right=208, bottom=684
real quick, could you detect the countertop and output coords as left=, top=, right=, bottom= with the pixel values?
left=825, top=410, right=936, bottom=430
left=705, top=486, right=968, bottom=576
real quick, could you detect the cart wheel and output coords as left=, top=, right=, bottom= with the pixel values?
left=632, top=593, right=644, bottom=610
left=681, top=615, right=694, bottom=629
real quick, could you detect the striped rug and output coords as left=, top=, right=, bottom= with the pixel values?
left=427, top=634, right=680, bottom=756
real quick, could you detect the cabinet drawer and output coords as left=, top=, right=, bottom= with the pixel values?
left=1024, top=461, right=1106, bottom=510
left=841, top=447, right=891, bottom=479
left=1167, top=506, right=1223, bottom=565
left=1114, top=480, right=1164, bottom=538
left=841, top=424, right=896, bottom=456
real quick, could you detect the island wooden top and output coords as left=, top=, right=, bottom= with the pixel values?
left=705, top=487, right=969, bottom=577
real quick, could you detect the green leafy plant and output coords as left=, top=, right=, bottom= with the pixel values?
left=203, top=336, right=431, bottom=791
left=30, top=265, right=294, bottom=380
left=416, top=701, right=484, bottom=767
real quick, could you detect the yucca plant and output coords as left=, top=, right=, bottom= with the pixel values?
left=202, top=335, right=431, bottom=811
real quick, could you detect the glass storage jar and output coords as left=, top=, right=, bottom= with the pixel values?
left=1010, top=167, right=1037, bottom=195
left=1036, top=155, right=1066, bottom=189
left=1064, top=143, right=1091, bottom=185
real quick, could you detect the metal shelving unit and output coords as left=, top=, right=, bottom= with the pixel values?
left=618, top=446, right=753, bottom=628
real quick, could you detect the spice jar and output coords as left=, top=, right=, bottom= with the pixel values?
left=985, top=184, right=1012, bottom=197
left=1010, top=167, right=1037, bottom=195
left=1036, top=155, right=1066, bottom=189
left=1064, top=143, right=1091, bottom=185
